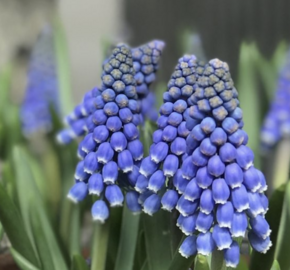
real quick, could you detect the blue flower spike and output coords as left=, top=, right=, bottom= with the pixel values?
left=138, top=55, right=204, bottom=213
left=261, top=53, right=290, bottom=151
left=20, top=26, right=60, bottom=136
left=58, top=40, right=165, bottom=144
left=66, top=42, right=164, bottom=221
left=176, top=58, right=271, bottom=265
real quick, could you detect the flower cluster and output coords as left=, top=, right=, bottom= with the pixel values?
left=67, top=43, right=164, bottom=222
left=58, top=40, right=164, bottom=144
left=136, top=55, right=205, bottom=214
left=20, top=26, right=59, bottom=137
left=260, top=56, right=290, bottom=150
left=176, top=59, right=271, bottom=267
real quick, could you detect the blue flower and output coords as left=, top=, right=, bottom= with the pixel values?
left=137, top=55, right=205, bottom=215
left=261, top=56, right=290, bottom=150
left=67, top=44, right=150, bottom=222
left=58, top=40, right=164, bottom=144
left=177, top=58, right=271, bottom=264
left=20, top=26, right=60, bottom=137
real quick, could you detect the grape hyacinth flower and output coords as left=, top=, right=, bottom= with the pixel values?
left=20, top=26, right=59, bottom=137
left=176, top=58, right=271, bottom=267
left=58, top=40, right=164, bottom=144
left=137, top=55, right=205, bottom=215
left=66, top=44, right=160, bottom=222
left=260, top=55, right=290, bottom=150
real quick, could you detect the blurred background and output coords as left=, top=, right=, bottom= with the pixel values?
left=2, top=0, right=290, bottom=103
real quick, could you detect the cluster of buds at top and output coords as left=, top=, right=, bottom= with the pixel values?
left=57, top=41, right=164, bottom=144
left=20, top=26, right=59, bottom=137
left=261, top=56, right=290, bottom=150
left=67, top=42, right=165, bottom=223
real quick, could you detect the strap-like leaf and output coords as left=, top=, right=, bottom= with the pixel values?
left=13, top=146, right=68, bottom=270
left=270, top=260, right=281, bottom=270
left=0, top=183, right=40, bottom=267
left=275, top=183, right=290, bottom=269
left=142, top=211, right=173, bottom=270
left=10, top=248, right=41, bottom=270
left=91, top=222, right=110, bottom=270
left=71, top=254, right=89, bottom=270
left=114, top=206, right=140, bottom=270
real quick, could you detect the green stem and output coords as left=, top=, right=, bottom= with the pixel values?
left=114, top=206, right=140, bottom=270
left=91, top=222, right=110, bottom=270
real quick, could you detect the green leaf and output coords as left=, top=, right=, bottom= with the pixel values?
left=10, top=248, right=41, bottom=270
left=271, top=41, right=287, bottom=72
left=270, top=260, right=281, bottom=270
left=140, top=260, right=149, bottom=270
left=91, top=222, right=110, bottom=270
left=0, top=64, right=12, bottom=110
left=13, top=147, right=42, bottom=257
left=168, top=250, right=195, bottom=270
left=13, top=146, right=68, bottom=270
left=53, top=16, right=73, bottom=116
left=105, top=207, right=123, bottom=269
left=71, top=254, right=89, bottom=270
left=68, top=205, right=81, bottom=256
left=250, top=183, right=286, bottom=270
left=142, top=211, right=173, bottom=270
left=114, top=206, right=140, bottom=270
left=258, top=41, right=287, bottom=102
left=29, top=206, right=57, bottom=270
left=275, top=183, right=290, bottom=269
left=237, top=43, right=261, bottom=169
left=270, top=140, right=290, bottom=191
left=195, top=254, right=210, bottom=270
left=0, top=221, right=3, bottom=241
left=40, top=143, right=62, bottom=218
left=0, top=183, right=40, bottom=267
left=236, top=256, right=249, bottom=270
left=211, top=250, right=225, bottom=270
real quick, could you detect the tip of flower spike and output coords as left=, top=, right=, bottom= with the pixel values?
left=149, top=40, right=166, bottom=51
left=209, top=58, right=229, bottom=71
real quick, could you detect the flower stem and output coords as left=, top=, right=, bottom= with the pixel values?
left=91, top=222, right=109, bottom=270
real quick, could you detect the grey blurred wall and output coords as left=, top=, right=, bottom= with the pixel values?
left=59, top=0, right=124, bottom=102
left=125, top=0, right=290, bottom=82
